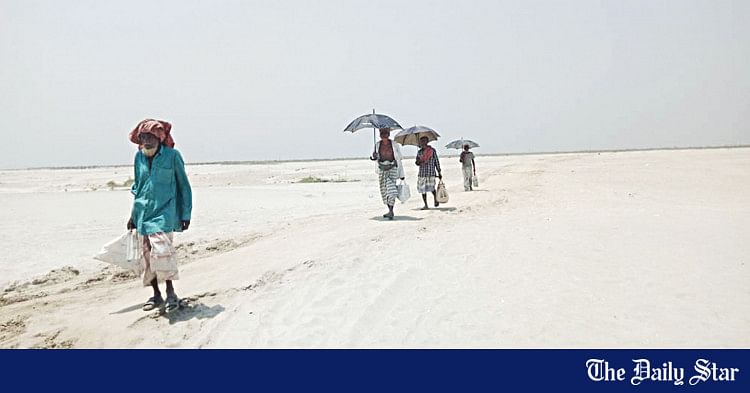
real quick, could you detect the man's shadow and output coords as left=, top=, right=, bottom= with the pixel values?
left=411, top=207, right=457, bottom=212
left=369, top=216, right=422, bottom=221
left=161, top=301, right=225, bottom=325
left=111, top=299, right=225, bottom=325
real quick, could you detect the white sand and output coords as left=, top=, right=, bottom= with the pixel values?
left=0, top=148, right=748, bottom=348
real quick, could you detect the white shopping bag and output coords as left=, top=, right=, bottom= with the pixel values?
left=397, top=179, right=411, bottom=203
left=93, top=230, right=143, bottom=274
left=436, top=180, right=449, bottom=203
left=472, top=175, right=479, bottom=188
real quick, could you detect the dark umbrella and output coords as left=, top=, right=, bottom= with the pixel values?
left=343, top=113, right=402, bottom=133
left=344, top=110, right=403, bottom=147
left=394, top=125, right=441, bottom=147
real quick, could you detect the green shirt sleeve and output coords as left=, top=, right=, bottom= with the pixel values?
left=174, top=151, right=192, bottom=221
left=130, top=153, right=140, bottom=221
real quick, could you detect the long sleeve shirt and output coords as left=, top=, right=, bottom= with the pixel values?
left=130, top=146, right=192, bottom=235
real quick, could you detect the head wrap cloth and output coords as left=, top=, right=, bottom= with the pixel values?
left=129, top=119, right=175, bottom=148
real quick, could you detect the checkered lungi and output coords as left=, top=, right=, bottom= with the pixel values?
left=379, top=167, right=399, bottom=206
left=417, top=176, right=437, bottom=193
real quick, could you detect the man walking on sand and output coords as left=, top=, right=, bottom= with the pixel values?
left=370, top=128, right=405, bottom=220
left=459, top=144, right=476, bottom=191
left=127, top=119, right=192, bottom=313
left=416, top=136, right=442, bottom=209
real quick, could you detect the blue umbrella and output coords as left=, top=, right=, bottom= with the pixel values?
left=343, top=113, right=403, bottom=133
left=394, top=125, right=441, bottom=147
left=344, top=110, right=403, bottom=148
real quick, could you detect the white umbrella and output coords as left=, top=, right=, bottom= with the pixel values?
left=394, top=125, right=441, bottom=147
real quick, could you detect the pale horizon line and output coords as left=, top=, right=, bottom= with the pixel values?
left=3, top=144, right=748, bottom=172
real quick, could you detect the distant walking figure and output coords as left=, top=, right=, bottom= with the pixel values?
left=459, top=144, right=476, bottom=191
left=415, top=136, right=442, bottom=209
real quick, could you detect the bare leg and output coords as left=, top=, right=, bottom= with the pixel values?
left=143, top=277, right=164, bottom=311
left=165, top=280, right=179, bottom=312
left=150, top=278, right=161, bottom=297
left=432, top=191, right=439, bottom=207
left=385, top=204, right=394, bottom=219
left=165, top=280, right=176, bottom=297
left=421, top=193, right=429, bottom=209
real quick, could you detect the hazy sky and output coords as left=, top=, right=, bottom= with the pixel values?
left=1, top=0, right=748, bottom=168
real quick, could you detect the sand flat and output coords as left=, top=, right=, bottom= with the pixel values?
left=0, top=148, right=748, bottom=348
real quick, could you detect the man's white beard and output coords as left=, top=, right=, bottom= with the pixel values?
left=141, top=146, right=158, bottom=157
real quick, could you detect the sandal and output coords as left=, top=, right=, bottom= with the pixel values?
left=165, top=294, right=180, bottom=313
left=142, top=295, right=164, bottom=311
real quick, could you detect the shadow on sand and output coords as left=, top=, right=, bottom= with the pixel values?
left=369, top=215, right=422, bottom=222
left=161, top=302, right=225, bottom=325
left=111, top=303, right=146, bottom=314
left=411, top=207, right=457, bottom=212
left=111, top=299, right=225, bottom=325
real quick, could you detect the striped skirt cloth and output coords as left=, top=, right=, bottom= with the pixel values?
left=379, top=167, right=399, bottom=206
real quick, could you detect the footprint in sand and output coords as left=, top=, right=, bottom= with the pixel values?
left=31, top=329, right=76, bottom=349
left=0, top=315, right=29, bottom=343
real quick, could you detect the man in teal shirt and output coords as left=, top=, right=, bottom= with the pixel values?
left=127, top=119, right=192, bottom=313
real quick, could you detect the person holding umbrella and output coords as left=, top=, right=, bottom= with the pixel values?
left=446, top=139, right=480, bottom=191
left=460, top=144, right=476, bottom=191
left=416, top=136, right=442, bottom=209
left=344, top=111, right=404, bottom=220
left=370, top=128, right=405, bottom=219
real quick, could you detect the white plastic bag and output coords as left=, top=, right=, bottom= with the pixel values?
left=93, top=230, right=143, bottom=274
left=397, top=179, right=411, bottom=203
left=436, top=180, right=449, bottom=203
left=472, top=175, right=479, bottom=188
